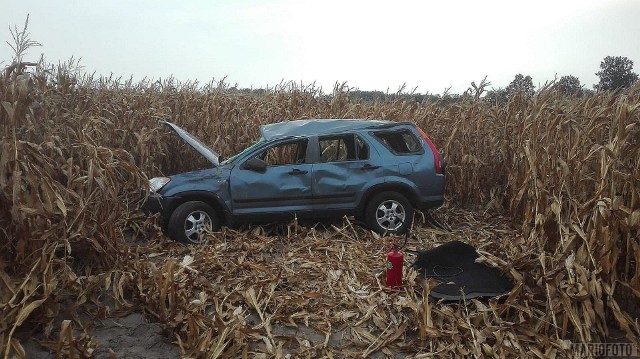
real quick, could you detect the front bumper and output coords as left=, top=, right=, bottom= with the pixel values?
left=142, top=191, right=178, bottom=221
left=142, top=191, right=163, bottom=214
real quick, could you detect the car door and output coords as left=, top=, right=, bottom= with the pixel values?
left=312, top=134, right=383, bottom=211
left=230, top=138, right=313, bottom=215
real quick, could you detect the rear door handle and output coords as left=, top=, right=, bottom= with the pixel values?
left=360, top=164, right=381, bottom=170
left=288, top=169, right=308, bottom=175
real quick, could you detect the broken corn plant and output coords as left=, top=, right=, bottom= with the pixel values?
left=0, top=22, right=638, bottom=357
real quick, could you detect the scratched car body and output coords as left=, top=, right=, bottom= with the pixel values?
left=145, top=119, right=445, bottom=243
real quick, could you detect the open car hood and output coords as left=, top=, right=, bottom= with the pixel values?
left=160, top=120, right=220, bottom=167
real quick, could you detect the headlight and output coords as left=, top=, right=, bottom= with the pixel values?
left=149, top=177, right=170, bottom=192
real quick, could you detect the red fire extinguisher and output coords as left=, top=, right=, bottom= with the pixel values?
left=386, top=248, right=404, bottom=288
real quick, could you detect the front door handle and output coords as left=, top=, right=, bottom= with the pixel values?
left=288, top=169, right=308, bottom=175
left=360, top=164, right=381, bottom=170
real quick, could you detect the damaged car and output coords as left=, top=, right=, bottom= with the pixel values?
left=144, top=119, right=445, bottom=243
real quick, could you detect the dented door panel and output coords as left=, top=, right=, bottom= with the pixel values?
left=312, top=161, right=383, bottom=210
left=230, top=164, right=313, bottom=214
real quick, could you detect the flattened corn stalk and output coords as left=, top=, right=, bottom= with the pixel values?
left=0, top=56, right=639, bottom=357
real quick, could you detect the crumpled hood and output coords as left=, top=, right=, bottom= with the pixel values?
left=160, top=120, right=219, bottom=167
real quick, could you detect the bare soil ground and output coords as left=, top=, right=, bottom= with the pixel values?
left=22, top=311, right=180, bottom=358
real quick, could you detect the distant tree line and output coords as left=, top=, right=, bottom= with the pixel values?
left=229, top=56, right=639, bottom=105
left=486, top=56, right=639, bottom=105
left=343, top=91, right=461, bottom=105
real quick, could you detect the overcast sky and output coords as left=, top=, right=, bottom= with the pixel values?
left=2, top=0, right=640, bottom=94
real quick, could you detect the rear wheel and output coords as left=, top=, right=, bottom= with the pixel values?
left=365, top=192, right=413, bottom=235
left=168, top=201, right=220, bottom=243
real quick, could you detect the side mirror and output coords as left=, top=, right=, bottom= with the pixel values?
left=243, top=157, right=267, bottom=173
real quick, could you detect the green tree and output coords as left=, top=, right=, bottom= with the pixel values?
left=594, top=56, right=639, bottom=91
left=556, top=75, right=583, bottom=96
left=506, top=74, right=535, bottom=97
left=483, top=88, right=509, bottom=105
left=484, top=74, right=535, bottom=105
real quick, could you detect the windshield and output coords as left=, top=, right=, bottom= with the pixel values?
left=221, top=138, right=266, bottom=165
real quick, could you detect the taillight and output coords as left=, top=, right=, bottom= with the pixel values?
left=417, top=127, right=443, bottom=174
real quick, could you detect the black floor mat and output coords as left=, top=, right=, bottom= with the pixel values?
left=412, top=241, right=513, bottom=300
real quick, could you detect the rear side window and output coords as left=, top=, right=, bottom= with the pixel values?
left=319, top=134, right=369, bottom=162
left=373, top=130, right=422, bottom=154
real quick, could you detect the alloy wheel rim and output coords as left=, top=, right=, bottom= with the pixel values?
left=375, top=200, right=406, bottom=231
left=184, top=210, right=212, bottom=243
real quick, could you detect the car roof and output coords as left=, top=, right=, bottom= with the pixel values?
left=260, top=119, right=400, bottom=140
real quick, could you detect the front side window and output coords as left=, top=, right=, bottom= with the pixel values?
left=222, top=138, right=266, bottom=165
left=259, top=139, right=308, bottom=166
left=373, top=130, right=422, bottom=154
left=319, top=134, right=368, bottom=162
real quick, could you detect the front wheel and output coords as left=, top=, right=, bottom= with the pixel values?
left=365, top=192, right=413, bottom=235
left=168, top=201, right=220, bottom=243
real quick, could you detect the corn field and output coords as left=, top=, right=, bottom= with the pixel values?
left=1, top=53, right=639, bottom=358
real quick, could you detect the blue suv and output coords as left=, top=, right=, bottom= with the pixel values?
left=145, top=119, right=445, bottom=243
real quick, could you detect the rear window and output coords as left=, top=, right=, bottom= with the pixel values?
left=373, top=130, right=422, bottom=154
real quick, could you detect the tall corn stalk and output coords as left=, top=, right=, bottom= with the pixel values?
left=1, top=18, right=639, bottom=356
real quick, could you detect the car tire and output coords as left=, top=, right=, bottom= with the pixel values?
left=365, top=192, right=413, bottom=235
left=167, top=201, right=220, bottom=243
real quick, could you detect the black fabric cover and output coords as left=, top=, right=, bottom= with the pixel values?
left=412, top=240, right=513, bottom=300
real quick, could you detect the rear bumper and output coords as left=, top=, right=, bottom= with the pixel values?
left=416, top=196, right=444, bottom=210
